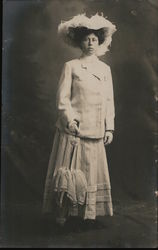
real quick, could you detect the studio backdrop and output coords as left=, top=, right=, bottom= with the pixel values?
left=2, top=0, right=157, bottom=210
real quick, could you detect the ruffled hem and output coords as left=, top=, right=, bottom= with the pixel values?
left=43, top=129, right=113, bottom=218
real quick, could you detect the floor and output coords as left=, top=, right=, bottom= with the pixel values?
left=1, top=199, right=157, bottom=248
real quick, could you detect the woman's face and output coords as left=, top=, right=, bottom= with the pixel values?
left=80, top=33, right=99, bottom=55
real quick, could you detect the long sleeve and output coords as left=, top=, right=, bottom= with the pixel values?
left=105, top=66, right=115, bottom=131
left=56, top=62, right=75, bottom=127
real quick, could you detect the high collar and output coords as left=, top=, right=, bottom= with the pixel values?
left=79, top=54, right=99, bottom=64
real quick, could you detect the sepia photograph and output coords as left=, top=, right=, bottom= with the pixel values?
left=1, top=0, right=158, bottom=248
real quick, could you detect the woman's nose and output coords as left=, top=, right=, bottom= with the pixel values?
left=88, top=39, right=92, bottom=46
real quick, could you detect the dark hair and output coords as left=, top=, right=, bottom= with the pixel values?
left=68, top=27, right=107, bottom=47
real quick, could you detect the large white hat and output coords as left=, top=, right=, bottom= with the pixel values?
left=58, top=13, right=117, bottom=56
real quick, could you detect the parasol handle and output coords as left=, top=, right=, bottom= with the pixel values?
left=69, top=120, right=79, bottom=171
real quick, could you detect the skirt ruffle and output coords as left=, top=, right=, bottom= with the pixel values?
left=43, top=128, right=113, bottom=219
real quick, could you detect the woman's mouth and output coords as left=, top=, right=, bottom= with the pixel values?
left=88, top=47, right=94, bottom=51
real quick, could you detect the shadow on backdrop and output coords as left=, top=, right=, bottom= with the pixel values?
left=2, top=0, right=157, bottom=210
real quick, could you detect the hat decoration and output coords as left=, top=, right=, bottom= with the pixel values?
left=58, top=13, right=117, bottom=56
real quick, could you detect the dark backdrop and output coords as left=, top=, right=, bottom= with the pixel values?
left=2, top=0, right=158, bottom=211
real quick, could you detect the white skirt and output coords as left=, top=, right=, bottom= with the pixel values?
left=43, top=128, right=113, bottom=220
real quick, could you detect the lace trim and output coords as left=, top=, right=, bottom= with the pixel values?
left=87, top=183, right=111, bottom=192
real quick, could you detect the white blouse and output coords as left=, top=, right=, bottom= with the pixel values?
left=55, top=57, right=115, bottom=139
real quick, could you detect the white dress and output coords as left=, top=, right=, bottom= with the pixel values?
left=43, top=56, right=114, bottom=220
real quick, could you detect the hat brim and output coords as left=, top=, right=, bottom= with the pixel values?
left=58, top=13, right=117, bottom=56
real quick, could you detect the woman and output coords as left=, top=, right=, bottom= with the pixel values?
left=43, top=13, right=116, bottom=230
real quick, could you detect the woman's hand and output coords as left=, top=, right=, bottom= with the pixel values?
left=68, top=120, right=80, bottom=134
left=104, top=131, right=113, bottom=145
